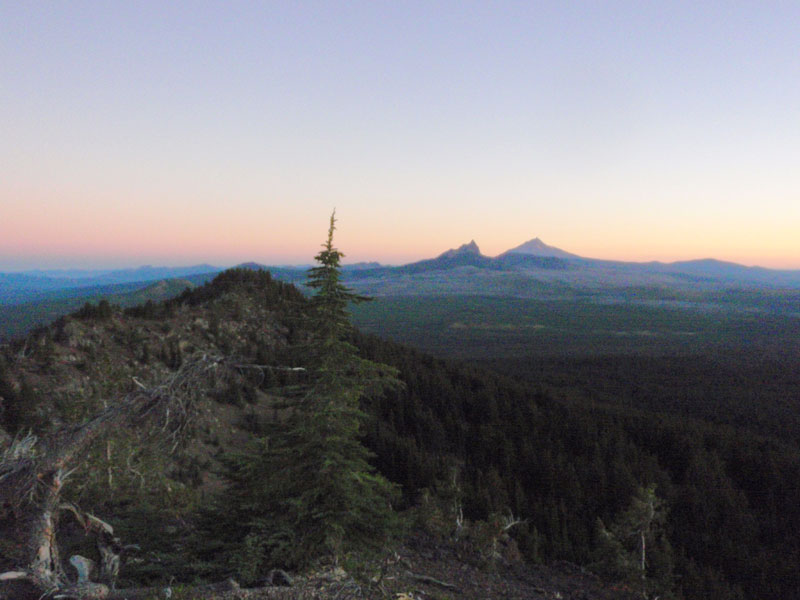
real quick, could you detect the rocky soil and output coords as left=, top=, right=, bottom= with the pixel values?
left=95, top=532, right=634, bottom=600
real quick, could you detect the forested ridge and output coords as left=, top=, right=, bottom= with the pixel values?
left=355, top=332, right=800, bottom=598
left=1, top=263, right=798, bottom=599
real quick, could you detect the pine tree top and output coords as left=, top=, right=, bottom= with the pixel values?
left=306, top=211, right=369, bottom=340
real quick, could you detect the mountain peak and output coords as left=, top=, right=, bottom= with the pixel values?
left=501, top=238, right=578, bottom=259
left=438, top=240, right=482, bottom=259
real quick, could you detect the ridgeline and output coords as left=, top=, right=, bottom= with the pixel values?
left=1, top=265, right=797, bottom=599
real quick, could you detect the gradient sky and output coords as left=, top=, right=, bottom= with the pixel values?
left=2, top=1, right=799, bottom=270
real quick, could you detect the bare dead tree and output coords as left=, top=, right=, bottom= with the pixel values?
left=0, top=352, right=238, bottom=599
left=501, top=510, right=526, bottom=532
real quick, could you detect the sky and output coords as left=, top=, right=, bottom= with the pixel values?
left=2, top=1, right=799, bottom=270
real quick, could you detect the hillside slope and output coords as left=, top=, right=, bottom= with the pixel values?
left=0, top=269, right=797, bottom=598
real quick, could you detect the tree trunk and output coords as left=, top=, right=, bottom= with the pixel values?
left=640, top=529, right=646, bottom=598
left=0, top=354, right=226, bottom=598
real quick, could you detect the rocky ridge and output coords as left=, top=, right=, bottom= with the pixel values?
left=0, top=270, right=631, bottom=599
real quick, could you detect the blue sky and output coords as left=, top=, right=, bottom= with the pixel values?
left=2, top=1, right=799, bottom=269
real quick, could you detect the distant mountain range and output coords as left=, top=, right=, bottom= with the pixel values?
left=2, top=239, right=800, bottom=312
left=337, top=239, right=800, bottom=295
left=0, top=265, right=221, bottom=305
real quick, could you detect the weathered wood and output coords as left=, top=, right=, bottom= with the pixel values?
left=0, top=354, right=231, bottom=598
left=405, top=571, right=459, bottom=591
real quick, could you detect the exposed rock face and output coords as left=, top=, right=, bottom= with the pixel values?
left=437, top=240, right=482, bottom=259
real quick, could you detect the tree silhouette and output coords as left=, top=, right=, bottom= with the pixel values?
left=218, top=212, right=400, bottom=575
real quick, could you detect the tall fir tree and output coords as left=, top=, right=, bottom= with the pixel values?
left=214, top=212, right=400, bottom=578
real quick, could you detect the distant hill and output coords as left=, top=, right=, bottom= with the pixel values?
left=4, top=243, right=800, bottom=341
left=342, top=261, right=384, bottom=271
left=648, top=258, right=800, bottom=286
left=73, top=264, right=220, bottom=286
left=5, top=245, right=800, bottom=310
left=395, top=241, right=496, bottom=274
left=0, top=265, right=221, bottom=306
left=334, top=240, right=800, bottom=299
left=0, top=275, right=214, bottom=341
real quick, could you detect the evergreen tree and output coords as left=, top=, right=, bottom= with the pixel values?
left=593, top=485, right=675, bottom=599
left=214, top=212, right=400, bottom=577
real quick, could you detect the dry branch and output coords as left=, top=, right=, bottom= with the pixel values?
left=405, top=571, right=458, bottom=591
left=0, top=352, right=246, bottom=597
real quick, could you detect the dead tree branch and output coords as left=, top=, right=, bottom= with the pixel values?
left=406, top=571, right=459, bottom=591
left=0, top=352, right=242, bottom=597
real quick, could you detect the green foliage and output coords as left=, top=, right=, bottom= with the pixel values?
left=4, top=375, right=46, bottom=432
left=350, top=291, right=800, bottom=600
left=681, top=561, right=746, bottom=600
left=172, top=267, right=304, bottom=309
left=353, top=330, right=800, bottom=599
left=206, top=213, right=401, bottom=577
left=351, top=294, right=800, bottom=362
left=124, top=299, right=160, bottom=319
left=75, top=299, right=115, bottom=320
left=3, top=236, right=799, bottom=598
left=0, top=357, right=21, bottom=431
left=592, top=485, right=675, bottom=598
left=305, top=212, right=369, bottom=343
left=408, top=468, right=464, bottom=540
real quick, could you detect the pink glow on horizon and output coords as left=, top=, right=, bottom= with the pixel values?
left=2, top=183, right=799, bottom=271
left=3, top=4, right=800, bottom=272
left=3, top=206, right=799, bottom=270
left=2, top=190, right=799, bottom=271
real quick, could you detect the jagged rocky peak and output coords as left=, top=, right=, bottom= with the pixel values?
left=437, top=240, right=482, bottom=259
left=501, top=237, right=579, bottom=259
